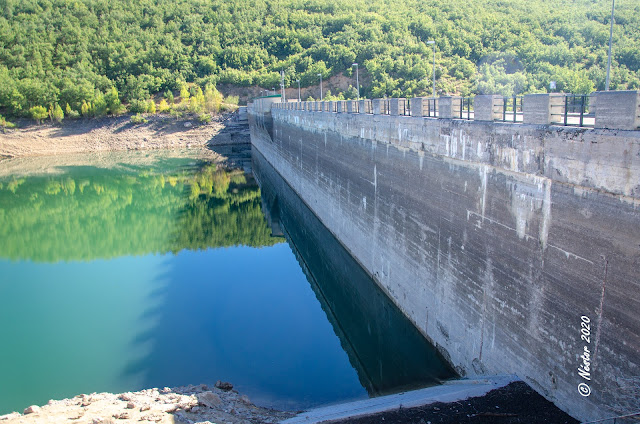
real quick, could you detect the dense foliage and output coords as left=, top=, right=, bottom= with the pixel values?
left=0, top=161, right=281, bottom=262
left=1, top=0, right=639, bottom=116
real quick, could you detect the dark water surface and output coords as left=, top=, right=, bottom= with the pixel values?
left=0, top=149, right=453, bottom=415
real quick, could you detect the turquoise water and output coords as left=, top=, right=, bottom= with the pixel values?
left=0, top=150, right=453, bottom=415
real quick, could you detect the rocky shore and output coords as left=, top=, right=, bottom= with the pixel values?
left=0, top=381, right=295, bottom=424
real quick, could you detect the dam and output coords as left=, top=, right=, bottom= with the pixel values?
left=248, top=92, right=640, bottom=422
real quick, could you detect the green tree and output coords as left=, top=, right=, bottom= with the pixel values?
left=164, top=90, right=175, bottom=104
left=93, top=92, right=108, bottom=117
left=180, top=84, right=190, bottom=103
left=105, top=87, right=123, bottom=115
left=204, top=84, right=223, bottom=113
left=81, top=101, right=90, bottom=117
left=190, top=87, right=205, bottom=114
left=158, top=99, right=170, bottom=112
left=29, top=106, right=48, bottom=124
left=51, top=103, right=64, bottom=123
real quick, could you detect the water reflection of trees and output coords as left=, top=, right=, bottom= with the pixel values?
left=0, top=162, right=281, bottom=262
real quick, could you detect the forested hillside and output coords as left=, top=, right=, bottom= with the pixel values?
left=1, top=0, right=639, bottom=117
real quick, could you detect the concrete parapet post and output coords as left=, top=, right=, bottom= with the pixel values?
left=358, top=100, right=366, bottom=114
left=372, top=99, right=383, bottom=115
left=523, top=94, right=564, bottom=125
left=438, top=96, right=462, bottom=119
left=253, top=97, right=280, bottom=113
left=474, top=95, right=503, bottom=121
left=389, top=98, right=405, bottom=115
left=594, top=90, right=640, bottom=130
left=346, top=101, right=356, bottom=113
left=589, top=93, right=597, bottom=116
left=410, top=97, right=426, bottom=117
left=336, top=101, right=345, bottom=113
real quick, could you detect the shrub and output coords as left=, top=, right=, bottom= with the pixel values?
left=29, top=105, right=48, bottom=124
left=147, top=99, right=156, bottom=114
left=105, top=87, right=123, bottom=115
left=204, top=84, right=223, bottom=113
left=50, top=103, right=64, bottom=123
left=128, top=99, right=148, bottom=114
left=93, top=92, right=108, bottom=116
left=81, top=101, right=90, bottom=116
left=198, top=113, right=211, bottom=123
left=220, top=103, right=239, bottom=112
left=130, top=113, right=147, bottom=124
left=64, top=103, right=80, bottom=119
left=224, top=95, right=239, bottom=105
left=164, top=90, right=174, bottom=104
left=158, top=99, right=170, bottom=113
left=0, top=114, right=16, bottom=129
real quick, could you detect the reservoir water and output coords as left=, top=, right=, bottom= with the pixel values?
left=0, top=149, right=454, bottom=415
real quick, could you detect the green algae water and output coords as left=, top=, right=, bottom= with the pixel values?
left=0, top=150, right=453, bottom=415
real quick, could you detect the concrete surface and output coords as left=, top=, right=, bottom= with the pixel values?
left=281, top=376, right=517, bottom=424
left=594, top=90, right=640, bottom=130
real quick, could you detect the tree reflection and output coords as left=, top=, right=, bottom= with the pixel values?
left=0, top=161, right=281, bottom=263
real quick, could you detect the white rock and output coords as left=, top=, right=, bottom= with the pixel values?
left=0, top=412, right=20, bottom=420
left=23, top=405, right=40, bottom=414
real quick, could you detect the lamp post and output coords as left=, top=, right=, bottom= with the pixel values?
left=280, top=70, right=285, bottom=102
left=352, top=63, right=360, bottom=101
left=605, top=0, right=615, bottom=91
left=317, top=74, right=323, bottom=100
left=297, top=79, right=301, bottom=101
left=427, top=40, right=436, bottom=98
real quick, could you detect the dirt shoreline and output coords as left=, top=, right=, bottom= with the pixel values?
left=0, top=113, right=243, bottom=159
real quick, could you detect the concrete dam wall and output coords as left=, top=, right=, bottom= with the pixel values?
left=248, top=104, right=640, bottom=422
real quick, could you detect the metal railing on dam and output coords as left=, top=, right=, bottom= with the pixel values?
left=248, top=90, right=640, bottom=423
left=267, top=90, right=640, bottom=131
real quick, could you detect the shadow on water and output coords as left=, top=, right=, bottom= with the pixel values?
left=252, top=148, right=457, bottom=397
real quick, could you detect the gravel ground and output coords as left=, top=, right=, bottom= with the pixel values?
left=329, top=382, right=579, bottom=424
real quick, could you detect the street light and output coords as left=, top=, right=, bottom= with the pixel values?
left=317, top=73, right=323, bottom=100
left=297, top=79, right=301, bottom=101
left=427, top=40, right=436, bottom=98
left=605, top=0, right=615, bottom=91
left=352, top=63, right=360, bottom=101
left=280, top=70, right=285, bottom=102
